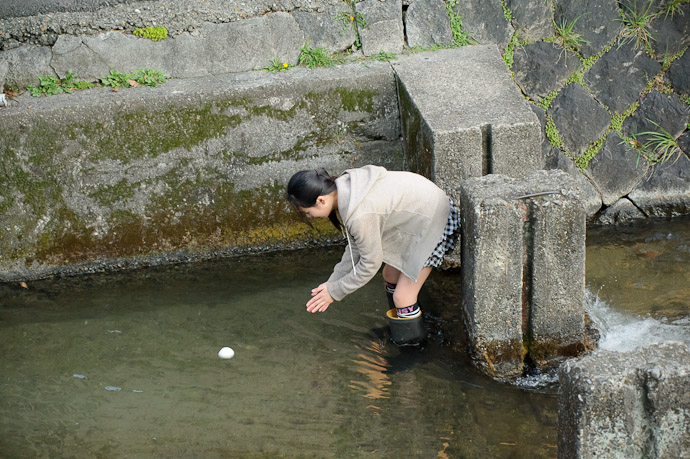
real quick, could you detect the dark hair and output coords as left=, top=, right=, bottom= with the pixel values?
left=287, top=168, right=341, bottom=230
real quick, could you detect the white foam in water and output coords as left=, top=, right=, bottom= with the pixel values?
left=586, top=289, right=690, bottom=352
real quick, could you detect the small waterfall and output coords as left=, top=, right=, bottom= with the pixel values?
left=586, top=289, right=690, bottom=352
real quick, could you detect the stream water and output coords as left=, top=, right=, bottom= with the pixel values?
left=1, top=217, right=688, bottom=458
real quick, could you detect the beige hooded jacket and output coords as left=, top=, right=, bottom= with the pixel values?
left=326, top=165, right=450, bottom=301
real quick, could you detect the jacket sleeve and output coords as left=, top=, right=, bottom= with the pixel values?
left=327, top=213, right=384, bottom=301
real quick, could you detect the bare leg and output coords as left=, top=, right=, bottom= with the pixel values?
left=382, top=263, right=401, bottom=285
left=392, top=266, right=433, bottom=309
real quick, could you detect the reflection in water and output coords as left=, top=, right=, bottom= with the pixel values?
left=348, top=340, right=391, bottom=401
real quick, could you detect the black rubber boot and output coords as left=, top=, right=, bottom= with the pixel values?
left=386, top=304, right=426, bottom=346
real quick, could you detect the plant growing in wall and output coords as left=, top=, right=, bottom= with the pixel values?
left=101, top=69, right=167, bottom=88
left=631, top=119, right=683, bottom=164
left=133, top=26, right=169, bottom=42
left=445, top=0, right=475, bottom=47
left=616, top=1, right=656, bottom=52
left=263, top=58, right=292, bottom=73
left=335, top=0, right=368, bottom=50
left=298, top=42, right=337, bottom=69
left=27, top=70, right=95, bottom=97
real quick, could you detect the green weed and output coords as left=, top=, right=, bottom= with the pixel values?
left=263, top=58, right=292, bottom=73
left=501, top=1, right=514, bottom=21
left=370, top=50, right=397, bottom=62
left=298, top=43, right=335, bottom=69
left=554, top=16, right=588, bottom=52
left=503, top=32, right=523, bottom=69
left=445, top=0, right=475, bottom=47
left=616, top=1, right=656, bottom=51
left=632, top=119, right=683, bottom=164
left=664, top=0, right=689, bottom=18
left=27, top=70, right=95, bottom=97
left=335, top=2, right=368, bottom=50
left=133, top=26, right=168, bottom=42
left=101, top=69, right=167, bottom=88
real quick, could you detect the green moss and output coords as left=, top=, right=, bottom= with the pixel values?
left=335, top=88, right=374, bottom=113
left=133, top=26, right=169, bottom=42
left=575, top=131, right=609, bottom=169
left=538, top=89, right=559, bottom=109
left=610, top=101, right=639, bottom=132
left=545, top=115, right=564, bottom=149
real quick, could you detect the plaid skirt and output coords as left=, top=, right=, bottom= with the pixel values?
left=423, top=198, right=460, bottom=268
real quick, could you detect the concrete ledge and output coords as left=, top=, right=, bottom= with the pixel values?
left=393, top=46, right=543, bottom=195
left=558, top=342, right=690, bottom=459
left=0, top=63, right=402, bottom=281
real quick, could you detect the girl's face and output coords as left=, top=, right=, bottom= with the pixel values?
left=298, top=195, right=333, bottom=219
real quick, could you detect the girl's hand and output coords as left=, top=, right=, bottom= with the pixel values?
left=306, top=282, right=334, bottom=313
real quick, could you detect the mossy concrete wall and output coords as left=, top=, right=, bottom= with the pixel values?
left=0, top=64, right=403, bottom=281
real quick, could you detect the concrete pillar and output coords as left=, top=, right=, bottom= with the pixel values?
left=457, top=170, right=586, bottom=379
left=558, top=342, right=690, bottom=459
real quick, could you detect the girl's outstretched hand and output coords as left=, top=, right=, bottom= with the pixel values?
left=306, top=282, right=334, bottom=313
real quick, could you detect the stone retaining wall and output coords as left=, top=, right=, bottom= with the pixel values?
left=2, top=0, right=689, bottom=225
left=2, top=0, right=690, bottom=281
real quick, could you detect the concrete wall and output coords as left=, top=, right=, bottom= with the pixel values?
left=0, top=64, right=403, bottom=281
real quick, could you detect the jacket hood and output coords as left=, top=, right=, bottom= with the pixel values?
left=336, top=165, right=386, bottom=224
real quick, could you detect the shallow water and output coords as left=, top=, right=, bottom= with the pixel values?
left=1, top=217, right=689, bottom=458
left=1, top=249, right=557, bottom=458
left=585, top=216, right=690, bottom=351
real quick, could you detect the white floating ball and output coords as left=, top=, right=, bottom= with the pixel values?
left=218, top=347, right=235, bottom=359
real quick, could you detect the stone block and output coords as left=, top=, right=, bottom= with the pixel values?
left=549, top=83, right=610, bottom=157
left=293, top=5, right=357, bottom=52
left=558, top=342, right=690, bottom=459
left=584, top=40, right=661, bottom=114
left=668, top=49, right=690, bottom=97
left=356, top=0, right=404, bottom=56
left=452, top=0, right=514, bottom=48
left=457, top=170, right=587, bottom=379
left=553, top=0, right=622, bottom=58
left=512, top=41, right=582, bottom=100
left=0, top=44, right=53, bottom=89
left=506, top=0, right=553, bottom=42
left=393, top=46, right=542, bottom=198
left=404, top=0, right=452, bottom=49
left=585, top=132, right=650, bottom=206
left=628, top=153, right=690, bottom=219
left=648, top=3, right=690, bottom=59
left=592, top=198, right=646, bottom=225
left=622, top=90, right=690, bottom=144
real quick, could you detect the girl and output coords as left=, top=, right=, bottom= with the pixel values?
left=287, top=165, right=460, bottom=344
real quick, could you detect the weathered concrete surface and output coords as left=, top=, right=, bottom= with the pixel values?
left=393, top=45, right=542, bottom=196
left=457, top=170, right=586, bottom=379
left=0, top=63, right=403, bottom=281
left=404, top=0, right=452, bottom=49
left=558, top=342, right=690, bottom=459
left=51, top=13, right=306, bottom=80
left=356, top=0, right=404, bottom=56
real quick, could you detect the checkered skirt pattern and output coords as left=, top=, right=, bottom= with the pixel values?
left=423, top=199, right=460, bottom=268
